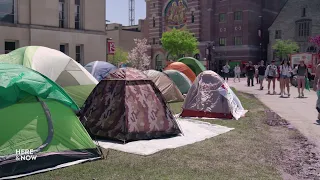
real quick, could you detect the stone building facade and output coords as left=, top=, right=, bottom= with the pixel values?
left=268, top=0, right=320, bottom=63
left=0, top=0, right=106, bottom=65
left=144, top=0, right=286, bottom=71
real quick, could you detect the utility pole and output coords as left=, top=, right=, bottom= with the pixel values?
left=129, top=0, right=135, bottom=26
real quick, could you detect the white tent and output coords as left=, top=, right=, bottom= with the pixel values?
left=0, top=46, right=98, bottom=86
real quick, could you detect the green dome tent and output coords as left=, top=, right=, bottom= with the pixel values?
left=163, top=69, right=192, bottom=94
left=0, top=46, right=98, bottom=87
left=178, top=57, right=206, bottom=75
left=0, top=64, right=101, bottom=179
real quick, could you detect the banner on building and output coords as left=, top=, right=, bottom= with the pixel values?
left=108, top=42, right=116, bottom=55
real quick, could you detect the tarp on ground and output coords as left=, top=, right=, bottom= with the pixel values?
left=0, top=64, right=101, bottom=179
left=163, top=69, right=192, bottom=94
left=164, top=62, right=197, bottom=82
left=143, top=70, right=184, bottom=102
left=0, top=46, right=98, bottom=87
left=177, top=57, right=206, bottom=76
left=84, top=61, right=117, bottom=81
left=79, top=67, right=182, bottom=142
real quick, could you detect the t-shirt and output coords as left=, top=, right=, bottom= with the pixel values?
left=222, top=65, right=230, bottom=73
left=297, top=65, right=307, bottom=76
left=246, top=65, right=255, bottom=76
left=267, top=65, right=277, bottom=77
left=258, top=66, right=266, bottom=75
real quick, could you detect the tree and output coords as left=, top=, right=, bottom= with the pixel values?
left=161, top=29, right=199, bottom=60
left=272, top=39, right=299, bottom=60
left=310, top=35, right=320, bottom=48
left=127, top=38, right=151, bottom=70
left=107, top=47, right=128, bottom=66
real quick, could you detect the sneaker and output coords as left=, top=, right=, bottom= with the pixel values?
left=301, top=92, right=304, bottom=97
left=288, top=93, right=290, bottom=97
left=280, top=93, right=284, bottom=98
left=268, top=90, right=271, bottom=94
left=273, top=91, right=277, bottom=95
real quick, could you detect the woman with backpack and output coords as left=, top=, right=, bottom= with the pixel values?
left=279, top=59, right=292, bottom=97
left=265, top=60, right=278, bottom=94
left=295, top=60, right=308, bottom=98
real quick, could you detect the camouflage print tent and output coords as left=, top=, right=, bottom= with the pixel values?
left=79, top=68, right=182, bottom=142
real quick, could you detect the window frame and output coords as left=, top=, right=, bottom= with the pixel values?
left=75, top=0, right=82, bottom=30
left=0, top=0, right=16, bottom=24
left=234, top=36, right=242, bottom=45
left=234, top=11, right=242, bottom=21
left=4, top=41, right=17, bottom=54
left=219, top=13, right=226, bottom=23
left=275, top=30, right=282, bottom=39
left=75, top=45, right=83, bottom=64
left=219, top=37, right=227, bottom=46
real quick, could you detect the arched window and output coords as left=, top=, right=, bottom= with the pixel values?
left=191, top=11, right=195, bottom=23
left=153, top=17, right=156, bottom=27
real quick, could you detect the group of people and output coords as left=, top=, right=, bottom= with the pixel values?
left=221, top=59, right=309, bottom=98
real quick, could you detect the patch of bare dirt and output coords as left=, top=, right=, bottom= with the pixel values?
left=265, top=109, right=320, bottom=180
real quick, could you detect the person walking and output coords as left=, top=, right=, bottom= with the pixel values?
left=294, top=60, right=308, bottom=97
left=255, top=65, right=259, bottom=84
left=265, top=60, right=278, bottom=94
left=313, top=63, right=320, bottom=120
left=234, top=64, right=241, bottom=82
left=222, top=63, right=230, bottom=81
left=279, top=59, right=292, bottom=97
left=246, top=61, right=255, bottom=86
left=258, top=60, right=266, bottom=90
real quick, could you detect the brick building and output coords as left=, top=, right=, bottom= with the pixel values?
left=143, top=0, right=286, bottom=71
left=268, top=0, right=320, bottom=63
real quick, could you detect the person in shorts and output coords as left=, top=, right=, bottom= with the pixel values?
left=313, top=63, right=320, bottom=120
left=295, top=60, right=308, bottom=98
left=258, top=60, right=266, bottom=90
left=279, top=59, right=292, bottom=97
left=265, top=60, right=278, bottom=94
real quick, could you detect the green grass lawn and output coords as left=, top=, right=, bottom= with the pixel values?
left=22, top=91, right=282, bottom=180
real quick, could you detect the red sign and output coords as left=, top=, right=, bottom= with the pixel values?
left=108, top=42, right=115, bottom=55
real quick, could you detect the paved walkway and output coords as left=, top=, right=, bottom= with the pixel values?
left=228, top=78, right=320, bottom=150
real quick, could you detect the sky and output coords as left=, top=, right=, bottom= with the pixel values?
left=106, top=0, right=146, bottom=26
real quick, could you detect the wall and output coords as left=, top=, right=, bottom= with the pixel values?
left=268, top=0, right=320, bottom=63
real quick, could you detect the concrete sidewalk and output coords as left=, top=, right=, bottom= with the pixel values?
left=228, top=78, right=320, bottom=150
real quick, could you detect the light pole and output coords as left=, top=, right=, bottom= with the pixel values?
left=106, top=37, right=113, bottom=62
left=206, top=41, right=215, bottom=70
left=258, top=15, right=263, bottom=61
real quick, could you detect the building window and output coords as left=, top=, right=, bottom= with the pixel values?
left=60, top=44, right=69, bottom=55
left=75, top=0, right=81, bottom=29
left=301, top=8, right=306, bottom=17
left=219, top=38, right=227, bottom=46
left=234, top=36, right=242, bottom=45
left=5, top=41, right=16, bottom=54
left=153, top=17, right=155, bottom=27
left=0, top=0, right=15, bottom=23
left=234, top=11, right=242, bottom=21
left=296, top=20, right=311, bottom=37
left=219, top=13, right=226, bottom=22
left=275, top=30, right=282, bottom=39
left=75, top=45, right=83, bottom=64
left=191, top=11, right=195, bottom=23
left=59, top=0, right=66, bottom=28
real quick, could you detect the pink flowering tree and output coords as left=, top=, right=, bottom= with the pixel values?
left=127, top=38, right=151, bottom=70
left=310, top=35, right=320, bottom=50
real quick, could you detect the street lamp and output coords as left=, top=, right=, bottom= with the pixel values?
left=258, top=16, right=263, bottom=61
left=206, top=41, right=215, bottom=70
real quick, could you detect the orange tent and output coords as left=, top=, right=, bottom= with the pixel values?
left=164, top=62, right=196, bottom=82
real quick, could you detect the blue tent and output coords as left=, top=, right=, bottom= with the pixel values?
left=84, top=61, right=117, bottom=81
